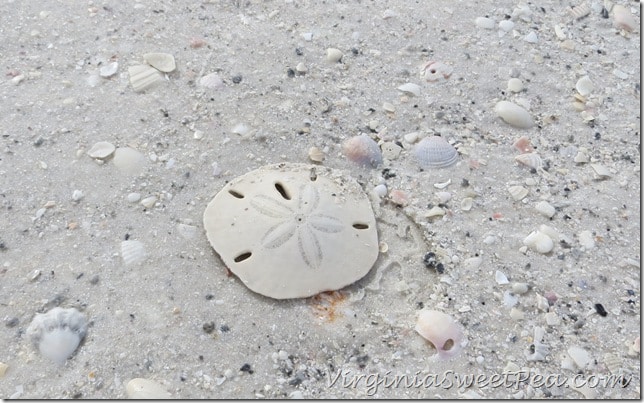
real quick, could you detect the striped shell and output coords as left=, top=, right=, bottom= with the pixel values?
left=121, top=240, right=146, bottom=266
left=413, top=136, right=458, bottom=169
left=515, top=152, right=542, bottom=170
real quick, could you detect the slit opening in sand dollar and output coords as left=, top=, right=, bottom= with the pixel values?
left=228, top=189, right=244, bottom=199
left=274, top=182, right=291, bottom=200
left=234, top=251, right=252, bottom=263
left=352, top=223, right=369, bottom=230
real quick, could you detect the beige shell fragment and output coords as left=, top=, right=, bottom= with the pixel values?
left=203, top=163, right=379, bottom=299
left=495, top=101, right=534, bottom=128
left=128, top=65, right=163, bottom=92
left=87, top=141, right=116, bottom=159
left=508, top=185, right=529, bottom=201
left=126, top=378, right=172, bottom=399
left=143, top=52, right=176, bottom=72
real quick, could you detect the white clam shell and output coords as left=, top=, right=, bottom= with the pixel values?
left=515, top=152, right=542, bottom=170
left=523, top=230, right=554, bottom=254
left=575, top=75, right=593, bottom=96
left=126, top=378, right=172, bottom=399
left=413, top=136, right=458, bottom=169
left=121, top=240, right=146, bottom=266
left=507, top=78, right=524, bottom=93
left=494, top=100, right=534, bottom=128
left=342, top=135, right=383, bottom=168
left=415, top=310, right=467, bottom=359
left=143, top=52, right=176, bottom=72
left=203, top=163, right=379, bottom=299
left=26, top=307, right=87, bottom=364
left=508, top=185, right=529, bottom=201
left=128, top=65, right=163, bottom=92
left=87, top=141, right=116, bottom=159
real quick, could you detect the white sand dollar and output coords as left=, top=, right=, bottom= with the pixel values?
left=203, top=163, right=379, bottom=299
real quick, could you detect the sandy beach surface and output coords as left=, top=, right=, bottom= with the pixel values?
left=0, top=0, right=640, bottom=399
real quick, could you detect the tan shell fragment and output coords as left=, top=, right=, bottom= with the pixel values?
left=203, top=163, right=379, bottom=299
left=508, top=185, right=529, bottom=201
left=143, top=52, right=176, bottom=72
left=128, top=65, right=163, bottom=92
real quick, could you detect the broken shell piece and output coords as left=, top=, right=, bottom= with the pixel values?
left=199, top=73, right=225, bottom=89
left=590, top=163, right=611, bottom=179
left=113, top=147, right=146, bottom=175
left=420, top=61, right=453, bottom=82
left=612, top=5, right=637, bottom=32
left=26, top=307, right=87, bottom=364
left=523, top=230, right=554, bottom=254
left=515, top=152, right=542, bottom=170
left=507, top=78, right=524, bottom=93
left=99, top=62, right=118, bottom=78
left=88, top=141, right=116, bottom=160
left=143, top=52, right=176, bottom=72
left=494, top=101, right=534, bottom=129
left=415, top=310, right=467, bottom=360
left=342, top=135, right=383, bottom=168
left=126, top=378, right=172, bottom=399
left=308, top=146, right=325, bottom=163
left=567, top=346, right=592, bottom=370
left=508, top=185, right=529, bottom=201
left=121, top=240, right=146, bottom=266
left=535, top=200, right=556, bottom=218
left=128, top=65, right=163, bottom=92
left=397, top=83, right=421, bottom=97
left=325, top=48, right=343, bottom=63
left=460, top=197, right=473, bottom=211
left=513, top=136, right=533, bottom=154
left=203, top=163, right=379, bottom=299
left=578, top=230, right=595, bottom=250
left=424, top=206, right=446, bottom=219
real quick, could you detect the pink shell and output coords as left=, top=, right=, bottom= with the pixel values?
left=413, top=136, right=458, bottom=169
left=415, top=309, right=466, bottom=359
left=342, top=135, right=383, bottom=168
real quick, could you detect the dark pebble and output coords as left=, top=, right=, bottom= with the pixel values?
left=5, top=317, right=19, bottom=327
left=240, top=363, right=253, bottom=374
left=89, top=275, right=100, bottom=285
left=220, top=324, right=230, bottom=332
left=203, top=321, right=216, bottom=333
left=594, top=303, right=608, bottom=317
left=232, top=75, right=242, bottom=84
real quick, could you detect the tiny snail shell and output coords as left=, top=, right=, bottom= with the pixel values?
left=342, top=135, right=383, bottom=168
left=415, top=309, right=467, bottom=360
left=413, top=136, right=458, bottom=169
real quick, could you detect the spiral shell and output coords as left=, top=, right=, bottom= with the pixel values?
left=413, top=136, right=458, bottom=169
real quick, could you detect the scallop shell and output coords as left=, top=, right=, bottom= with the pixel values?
left=494, top=101, right=534, bottom=128
left=203, top=163, right=379, bottom=299
left=420, top=61, right=453, bottom=82
left=508, top=185, right=529, bottom=201
left=121, top=240, right=146, bottom=266
left=523, top=230, right=554, bottom=254
left=342, top=135, right=383, bottom=168
left=415, top=310, right=467, bottom=359
left=569, top=3, right=591, bottom=20
left=413, top=136, right=458, bottom=169
left=515, top=152, right=542, bottom=170
left=26, top=307, right=88, bottom=364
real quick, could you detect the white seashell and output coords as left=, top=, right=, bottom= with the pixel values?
left=612, top=5, right=636, bottom=32
left=143, top=52, right=176, bottom=72
left=380, top=142, right=402, bottom=160
left=570, top=3, right=591, bottom=20
left=460, top=197, right=473, bottom=211
left=140, top=196, right=157, bottom=209
left=99, top=61, right=118, bottom=77
left=415, top=310, right=467, bottom=359
left=435, top=191, right=451, bottom=204
left=495, top=101, right=533, bottom=128
left=413, top=136, right=458, bottom=169
left=113, top=147, right=146, bottom=175
left=507, top=78, right=524, bottom=93
left=495, top=270, right=509, bottom=285
left=590, top=163, right=611, bottom=179
left=420, top=61, right=453, bottom=82
left=127, top=192, right=141, bottom=203
left=308, top=146, right=325, bottom=163
left=475, top=16, right=495, bottom=29
left=575, top=75, right=593, bottom=96
left=203, top=163, right=379, bottom=299
left=373, top=184, right=387, bottom=198
left=509, top=307, right=524, bottom=320
left=567, top=346, right=592, bottom=370
left=121, top=240, right=146, bottom=266
left=0, top=362, right=8, bottom=378
left=128, top=65, right=163, bottom=92
left=603, top=353, right=623, bottom=375
left=26, top=307, right=87, bottom=364
left=397, top=83, right=421, bottom=97
left=199, top=73, right=224, bottom=89
left=424, top=206, right=445, bottom=219
left=578, top=230, right=595, bottom=250
left=574, top=148, right=589, bottom=163
left=126, top=378, right=172, bottom=399
left=544, top=311, right=560, bottom=326
left=498, top=20, right=514, bottom=32
left=538, top=224, right=559, bottom=242
left=514, top=152, right=542, bottom=170
left=87, top=141, right=116, bottom=159
left=512, top=282, right=529, bottom=294
left=508, top=185, right=529, bottom=201
left=342, top=135, right=383, bottom=168
left=523, top=230, right=554, bottom=254
left=325, top=48, right=343, bottom=63
left=433, top=178, right=451, bottom=189
left=535, top=200, right=556, bottom=218
left=524, top=31, right=538, bottom=43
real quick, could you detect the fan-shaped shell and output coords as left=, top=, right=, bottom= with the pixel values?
left=342, top=135, right=383, bottom=168
left=413, top=136, right=458, bottom=169
left=515, top=152, right=542, bottom=169
left=121, top=240, right=146, bottom=266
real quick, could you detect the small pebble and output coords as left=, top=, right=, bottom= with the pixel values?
left=127, top=193, right=141, bottom=203
left=512, top=283, right=529, bottom=294
left=71, top=190, right=84, bottom=202
left=507, top=78, right=523, bottom=93
left=99, top=62, right=118, bottom=78
left=475, top=16, right=495, bottom=29
left=495, top=101, right=533, bottom=128
left=578, top=230, right=595, bottom=250
left=140, top=196, right=157, bottom=209
left=373, top=184, right=387, bottom=198
left=0, top=362, right=8, bottom=378
left=594, top=303, right=608, bottom=317
left=495, top=270, right=509, bottom=285
left=524, top=31, right=538, bottom=43
left=575, top=75, right=593, bottom=96
left=326, top=48, right=343, bottom=63
left=498, top=20, right=514, bottom=32
left=544, top=311, right=560, bottom=326
left=535, top=200, right=556, bottom=218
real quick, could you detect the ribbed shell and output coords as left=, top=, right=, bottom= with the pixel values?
left=413, top=136, right=458, bottom=169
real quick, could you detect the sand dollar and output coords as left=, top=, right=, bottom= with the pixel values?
left=203, top=163, right=379, bottom=299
